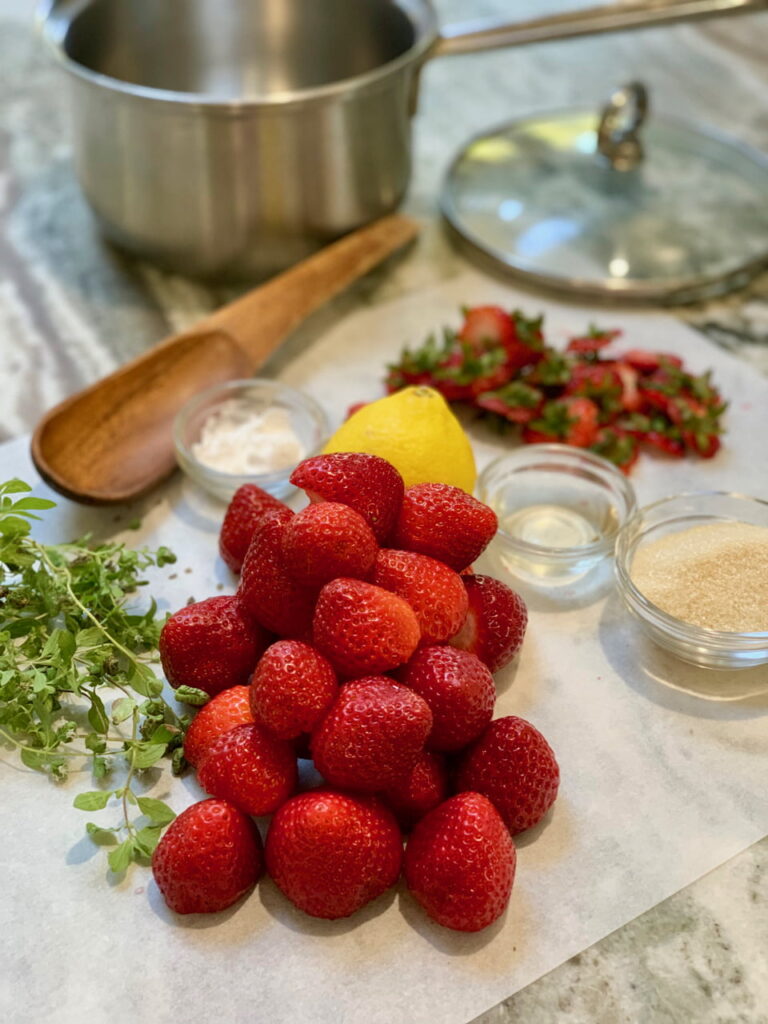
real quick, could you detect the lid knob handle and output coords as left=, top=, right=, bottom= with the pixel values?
left=597, top=82, right=648, bottom=170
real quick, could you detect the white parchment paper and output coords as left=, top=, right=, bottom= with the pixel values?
left=1, top=272, right=767, bottom=1024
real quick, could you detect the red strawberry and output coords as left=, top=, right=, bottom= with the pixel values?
left=219, top=484, right=287, bottom=574
left=523, top=396, right=600, bottom=448
left=310, top=677, right=432, bottom=792
left=197, top=722, right=297, bottom=816
left=346, top=401, right=369, bottom=418
left=667, top=392, right=708, bottom=426
left=386, top=309, right=542, bottom=400
left=525, top=347, right=573, bottom=388
left=238, top=509, right=317, bottom=638
left=460, top=306, right=544, bottom=375
left=151, top=798, right=262, bottom=915
left=183, top=685, right=254, bottom=768
left=159, top=595, right=270, bottom=698
left=392, top=483, right=498, bottom=572
left=619, top=413, right=686, bottom=457
left=399, top=646, right=495, bottom=752
left=282, top=502, right=378, bottom=587
left=474, top=381, right=544, bottom=425
left=639, top=383, right=676, bottom=417
left=265, top=789, right=402, bottom=919
left=566, top=325, right=621, bottom=355
left=249, top=640, right=338, bottom=740
left=637, top=364, right=726, bottom=457
left=381, top=750, right=448, bottom=829
left=449, top=575, right=527, bottom=673
left=620, top=349, right=683, bottom=373
left=688, top=371, right=724, bottom=412
left=667, top=394, right=722, bottom=458
left=455, top=716, right=560, bottom=834
left=458, top=305, right=516, bottom=350
left=686, top=431, right=720, bottom=459
left=589, top=425, right=640, bottom=475
left=372, top=549, right=468, bottom=645
left=385, top=334, right=454, bottom=396
left=437, top=333, right=508, bottom=400
left=644, top=431, right=686, bottom=457
left=613, top=361, right=641, bottom=412
left=404, top=792, right=515, bottom=932
left=290, top=453, right=404, bottom=543
left=312, top=578, right=420, bottom=677
left=564, top=363, right=623, bottom=418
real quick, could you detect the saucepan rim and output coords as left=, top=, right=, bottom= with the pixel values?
left=36, top=0, right=440, bottom=109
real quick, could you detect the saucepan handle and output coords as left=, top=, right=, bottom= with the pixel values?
left=433, top=0, right=768, bottom=57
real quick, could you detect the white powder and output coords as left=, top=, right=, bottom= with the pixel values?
left=192, top=399, right=305, bottom=476
left=630, top=521, right=768, bottom=633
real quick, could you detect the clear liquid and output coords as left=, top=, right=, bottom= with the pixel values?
left=492, top=502, right=608, bottom=585
left=502, top=504, right=600, bottom=549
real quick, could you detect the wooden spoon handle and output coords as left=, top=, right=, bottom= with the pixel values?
left=198, top=214, right=419, bottom=366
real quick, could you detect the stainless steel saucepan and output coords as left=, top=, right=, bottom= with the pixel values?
left=39, top=0, right=766, bottom=280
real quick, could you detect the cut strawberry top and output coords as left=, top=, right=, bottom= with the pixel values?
left=566, top=325, right=622, bottom=355
left=385, top=304, right=727, bottom=473
left=475, top=381, right=544, bottom=424
left=524, top=397, right=600, bottom=449
left=458, top=306, right=517, bottom=350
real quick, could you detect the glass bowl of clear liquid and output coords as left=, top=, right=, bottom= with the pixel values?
left=477, top=444, right=637, bottom=585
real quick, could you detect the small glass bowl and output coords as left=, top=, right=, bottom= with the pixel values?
left=173, top=379, right=328, bottom=502
left=615, top=492, right=768, bottom=670
left=477, top=444, right=637, bottom=585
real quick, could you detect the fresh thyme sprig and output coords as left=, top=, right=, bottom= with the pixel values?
left=0, top=478, right=184, bottom=872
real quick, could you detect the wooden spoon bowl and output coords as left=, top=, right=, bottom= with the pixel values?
left=31, top=215, right=418, bottom=504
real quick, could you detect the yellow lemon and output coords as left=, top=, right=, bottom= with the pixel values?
left=323, top=386, right=477, bottom=492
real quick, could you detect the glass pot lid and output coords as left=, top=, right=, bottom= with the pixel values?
left=441, top=83, right=768, bottom=303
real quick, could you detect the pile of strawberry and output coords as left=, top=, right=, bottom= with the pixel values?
left=153, top=452, right=559, bottom=933
left=385, top=306, right=726, bottom=472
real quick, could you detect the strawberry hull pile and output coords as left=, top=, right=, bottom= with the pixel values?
left=154, top=452, right=560, bottom=932
left=386, top=307, right=727, bottom=473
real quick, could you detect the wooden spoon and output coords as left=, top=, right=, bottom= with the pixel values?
left=31, top=215, right=418, bottom=504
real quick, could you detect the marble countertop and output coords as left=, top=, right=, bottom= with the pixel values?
left=1, top=0, right=766, bottom=1020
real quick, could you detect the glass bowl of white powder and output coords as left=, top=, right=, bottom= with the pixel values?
left=174, top=379, right=328, bottom=501
left=615, top=492, right=768, bottom=669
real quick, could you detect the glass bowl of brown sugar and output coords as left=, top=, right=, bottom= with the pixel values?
left=615, top=492, right=768, bottom=670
